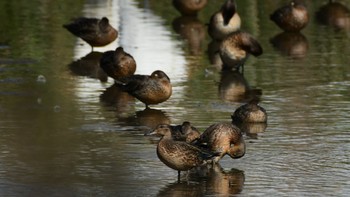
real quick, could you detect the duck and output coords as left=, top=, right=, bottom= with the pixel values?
left=180, top=121, right=201, bottom=143
left=231, top=97, right=267, bottom=124
left=316, top=0, right=350, bottom=31
left=63, top=17, right=118, bottom=49
left=100, top=47, right=136, bottom=81
left=147, top=121, right=201, bottom=143
left=172, top=0, right=208, bottom=16
left=195, top=122, right=245, bottom=163
left=115, top=70, right=172, bottom=108
left=146, top=126, right=219, bottom=180
left=208, top=0, right=241, bottom=41
left=219, top=31, right=263, bottom=71
left=270, top=1, right=309, bottom=32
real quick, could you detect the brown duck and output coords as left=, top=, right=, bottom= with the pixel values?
left=208, top=0, right=241, bottom=41
left=196, top=122, right=245, bottom=163
left=116, top=70, right=172, bottom=108
left=100, top=47, right=136, bottom=80
left=147, top=126, right=219, bottom=179
left=63, top=17, right=118, bottom=49
left=270, top=1, right=309, bottom=32
left=172, top=0, right=208, bottom=16
left=231, top=98, right=267, bottom=124
left=147, top=121, right=201, bottom=143
left=316, top=0, right=350, bottom=31
left=219, top=31, right=263, bottom=71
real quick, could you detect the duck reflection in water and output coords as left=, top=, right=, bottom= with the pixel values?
left=219, top=70, right=262, bottom=103
left=172, top=0, right=208, bottom=16
left=156, top=164, right=245, bottom=196
left=68, top=52, right=108, bottom=82
left=205, top=164, right=245, bottom=195
left=116, top=107, right=171, bottom=129
left=270, top=32, right=309, bottom=59
left=100, top=83, right=135, bottom=117
left=316, top=0, right=350, bottom=31
left=134, top=108, right=171, bottom=129
left=172, top=16, right=206, bottom=55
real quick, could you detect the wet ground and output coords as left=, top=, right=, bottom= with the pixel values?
left=0, top=0, right=349, bottom=196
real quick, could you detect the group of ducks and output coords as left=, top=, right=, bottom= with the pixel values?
left=144, top=96, right=267, bottom=179
left=62, top=0, right=341, bottom=179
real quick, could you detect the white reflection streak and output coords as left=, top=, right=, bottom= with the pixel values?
left=73, top=0, right=186, bottom=108
left=118, top=0, right=187, bottom=85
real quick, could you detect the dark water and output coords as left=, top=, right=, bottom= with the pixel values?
left=0, top=0, right=350, bottom=196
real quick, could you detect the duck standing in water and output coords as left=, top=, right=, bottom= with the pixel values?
left=208, top=0, right=241, bottom=41
left=148, top=121, right=201, bottom=143
left=100, top=47, right=136, bottom=81
left=270, top=1, right=309, bottom=32
left=195, top=122, right=245, bottom=163
left=63, top=17, right=118, bottom=49
left=115, top=70, right=172, bottom=108
left=231, top=98, right=268, bottom=124
left=219, top=31, right=263, bottom=71
left=172, top=0, right=208, bottom=16
left=146, top=125, right=219, bottom=180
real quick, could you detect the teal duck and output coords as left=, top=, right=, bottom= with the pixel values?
left=100, top=47, right=136, bottom=80
left=208, top=0, right=241, bottom=41
left=219, top=31, right=263, bottom=71
left=231, top=98, right=267, bottom=124
left=63, top=17, right=118, bottom=49
left=196, top=122, right=245, bottom=163
left=173, top=0, right=208, bottom=16
left=147, top=126, right=218, bottom=179
left=270, top=1, right=309, bottom=32
left=147, top=121, right=201, bottom=143
left=116, top=70, right=172, bottom=108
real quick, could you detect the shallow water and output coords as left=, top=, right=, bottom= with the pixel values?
left=0, top=0, right=350, bottom=196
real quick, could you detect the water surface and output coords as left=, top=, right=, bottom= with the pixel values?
left=0, top=0, right=349, bottom=196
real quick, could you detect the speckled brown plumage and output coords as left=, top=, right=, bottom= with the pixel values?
left=116, top=70, right=172, bottom=108
left=148, top=121, right=200, bottom=143
left=316, top=0, right=350, bottom=30
left=270, top=1, right=309, bottom=32
left=173, top=0, right=208, bottom=16
left=219, top=31, right=263, bottom=70
left=100, top=47, right=136, bottom=80
left=196, top=122, right=245, bottom=163
left=63, top=17, right=118, bottom=48
left=208, top=0, right=241, bottom=41
left=231, top=98, right=267, bottom=123
left=147, top=127, right=218, bottom=178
